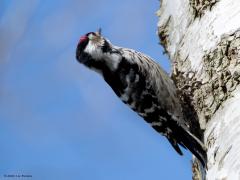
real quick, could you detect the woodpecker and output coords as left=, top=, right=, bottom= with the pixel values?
left=76, top=30, right=206, bottom=167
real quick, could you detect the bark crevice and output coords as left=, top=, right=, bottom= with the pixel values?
left=158, top=16, right=171, bottom=55
left=169, top=29, right=240, bottom=127
left=189, top=0, right=219, bottom=18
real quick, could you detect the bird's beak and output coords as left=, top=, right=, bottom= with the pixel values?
left=96, top=28, right=102, bottom=36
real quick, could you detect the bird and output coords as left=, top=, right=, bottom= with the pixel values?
left=76, top=29, right=206, bottom=167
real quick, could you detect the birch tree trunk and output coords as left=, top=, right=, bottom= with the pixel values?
left=157, top=0, right=240, bottom=179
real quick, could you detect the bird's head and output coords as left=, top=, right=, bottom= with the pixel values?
left=76, top=29, right=107, bottom=64
left=76, top=29, right=121, bottom=73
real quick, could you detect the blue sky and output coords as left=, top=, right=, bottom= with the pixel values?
left=0, top=0, right=192, bottom=179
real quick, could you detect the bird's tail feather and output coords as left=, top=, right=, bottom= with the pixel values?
left=168, top=138, right=184, bottom=155
left=168, top=121, right=207, bottom=168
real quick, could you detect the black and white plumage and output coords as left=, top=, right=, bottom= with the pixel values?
left=76, top=30, right=206, bottom=167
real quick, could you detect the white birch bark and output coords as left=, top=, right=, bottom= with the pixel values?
left=157, top=0, right=240, bottom=179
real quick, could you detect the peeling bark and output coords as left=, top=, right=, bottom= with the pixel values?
left=157, top=0, right=240, bottom=179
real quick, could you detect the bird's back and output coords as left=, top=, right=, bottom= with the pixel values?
left=115, top=47, right=185, bottom=125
